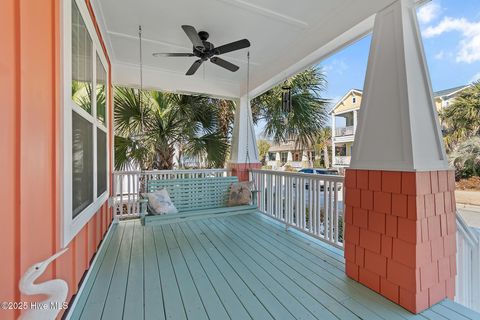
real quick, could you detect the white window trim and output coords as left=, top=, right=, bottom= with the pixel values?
left=61, top=0, right=110, bottom=247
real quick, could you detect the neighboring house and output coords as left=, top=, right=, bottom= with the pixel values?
left=434, top=85, right=469, bottom=111
left=331, top=85, right=469, bottom=168
left=266, top=140, right=318, bottom=170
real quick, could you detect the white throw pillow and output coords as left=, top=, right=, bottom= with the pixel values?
left=144, top=188, right=178, bottom=215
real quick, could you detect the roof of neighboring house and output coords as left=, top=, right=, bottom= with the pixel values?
left=330, top=85, right=469, bottom=115
left=329, top=89, right=363, bottom=115
left=433, top=85, right=469, bottom=98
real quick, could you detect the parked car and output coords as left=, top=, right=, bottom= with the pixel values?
left=297, top=168, right=341, bottom=191
left=298, top=168, right=339, bottom=175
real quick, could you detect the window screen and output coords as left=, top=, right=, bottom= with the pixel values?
left=97, top=128, right=107, bottom=197
left=72, top=111, right=93, bottom=218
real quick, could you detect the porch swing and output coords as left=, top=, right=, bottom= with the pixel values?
left=139, top=50, right=258, bottom=226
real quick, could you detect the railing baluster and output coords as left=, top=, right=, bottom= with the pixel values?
left=249, top=169, right=345, bottom=250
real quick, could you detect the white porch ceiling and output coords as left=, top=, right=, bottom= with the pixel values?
left=92, top=0, right=426, bottom=99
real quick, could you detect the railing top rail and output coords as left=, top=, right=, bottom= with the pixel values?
left=250, top=169, right=345, bottom=182
left=113, top=168, right=230, bottom=175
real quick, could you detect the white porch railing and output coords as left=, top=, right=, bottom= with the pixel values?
left=111, top=169, right=230, bottom=219
left=250, top=169, right=345, bottom=249
left=455, top=213, right=480, bottom=312
left=335, top=125, right=354, bottom=137
left=334, top=156, right=351, bottom=166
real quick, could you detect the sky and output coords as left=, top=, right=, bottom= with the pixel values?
left=255, top=0, right=480, bottom=137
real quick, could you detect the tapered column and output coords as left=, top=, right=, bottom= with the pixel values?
left=229, top=95, right=261, bottom=180
left=344, top=0, right=456, bottom=314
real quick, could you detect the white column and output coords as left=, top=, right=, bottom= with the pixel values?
left=350, top=0, right=448, bottom=171
left=272, top=152, right=279, bottom=169
left=229, top=95, right=259, bottom=164
left=331, top=113, right=336, bottom=167
left=301, top=150, right=309, bottom=168
left=353, top=110, right=358, bottom=135
left=287, top=151, right=293, bottom=163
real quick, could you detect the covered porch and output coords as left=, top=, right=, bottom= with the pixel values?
left=3, top=0, right=480, bottom=318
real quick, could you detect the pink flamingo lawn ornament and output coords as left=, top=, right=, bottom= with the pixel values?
left=19, top=248, right=69, bottom=320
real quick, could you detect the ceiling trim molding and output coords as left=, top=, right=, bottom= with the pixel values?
left=107, top=30, right=260, bottom=66
left=113, top=60, right=241, bottom=85
left=112, top=62, right=241, bottom=99
left=215, top=0, right=308, bottom=29
left=90, top=0, right=116, bottom=60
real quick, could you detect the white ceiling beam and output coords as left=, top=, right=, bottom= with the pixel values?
left=248, top=14, right=374, bottom=98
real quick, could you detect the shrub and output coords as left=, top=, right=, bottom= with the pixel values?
left=449, top=137, right=480, bottom=180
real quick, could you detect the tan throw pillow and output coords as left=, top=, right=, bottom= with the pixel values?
left=144, top=188, right=178, bottom=215
left=227, top=181, right=253, bottom=206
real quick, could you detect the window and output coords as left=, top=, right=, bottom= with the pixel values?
left=293, top=152, right=300, bottom=161
left=63, top=0, right=109, bottom=246
left=309, top=151, right=316, bottom=161
left=268, top=152, right=276, bottom=161
left=72, top=112, right=93, bottom=218
left=97, top=128, right=107, bottom=196
left=280, top=152, right=288, bottom=163
left=96, top=54, right=107, bottom=125
left=352, top=97, right=356, bottom=104
left=72, top=1, right=93, bottom=114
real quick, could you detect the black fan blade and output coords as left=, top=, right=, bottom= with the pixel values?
left=214, top=39, right=250, bottom=55
left=152, top=52, right=195, bottom=57
left=210, top=57, right=239, bottom=72
left=186, top=59, right=203, bottom=75
left=181, top=25, right=204, bottom=51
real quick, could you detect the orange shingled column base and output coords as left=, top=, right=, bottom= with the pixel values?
left=228, top=163, right=262, bottom=181
left=343, top=169, right=457, bottom=314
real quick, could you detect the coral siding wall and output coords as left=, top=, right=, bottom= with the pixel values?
left=0, top=0, right=113, bottom=319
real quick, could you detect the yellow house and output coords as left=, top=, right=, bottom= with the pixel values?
left=331, top=85, right=468, bottom=168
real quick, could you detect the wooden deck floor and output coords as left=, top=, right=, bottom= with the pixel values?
left=68, top=212, right=480, bottom=320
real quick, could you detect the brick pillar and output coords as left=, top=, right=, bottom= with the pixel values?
left=228, top=163, right=261, bottom=181
left=344, top=169, right=457, bottom=313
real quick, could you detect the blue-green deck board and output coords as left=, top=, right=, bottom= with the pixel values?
left=69, top=212, right=480, bottom=320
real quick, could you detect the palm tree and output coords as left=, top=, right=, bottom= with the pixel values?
left=251, top=67, right=330, bottom=151
left=440, top=81, right=480, bottom=151
left=315, top=127, right=331, bottom=168
left=113, top=87, right=228, bottom=170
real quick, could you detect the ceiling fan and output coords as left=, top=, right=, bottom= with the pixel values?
left=152, top=25, right=251, bottom=76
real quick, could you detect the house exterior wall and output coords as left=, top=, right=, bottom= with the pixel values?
left=0, top=1, right=113, bottom=319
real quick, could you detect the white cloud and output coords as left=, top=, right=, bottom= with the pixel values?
left=417, top=2, right=441, bottom=24
left=323, top=59, right=349, bottom=76
left=424, top=17, right=480, bottom=63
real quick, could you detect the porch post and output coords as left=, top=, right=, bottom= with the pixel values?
left=343, top=0, right=456, bottom=314
left=228, top=95, right=261, bottom=181
left=331, top=115, right=336, bottom=167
